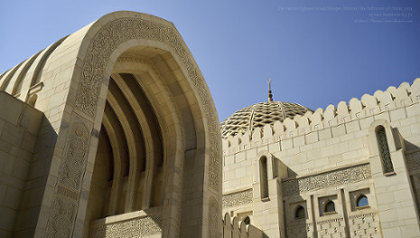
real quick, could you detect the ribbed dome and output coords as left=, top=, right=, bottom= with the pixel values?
left=221, top=101, right=311, bottom=138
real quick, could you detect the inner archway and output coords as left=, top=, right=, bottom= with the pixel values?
left=87, top=72, right=165, bottom=216
left=84, top=45, right=203, bottom=237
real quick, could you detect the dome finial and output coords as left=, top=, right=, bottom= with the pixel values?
left=268, top=78, right=273, bottom=102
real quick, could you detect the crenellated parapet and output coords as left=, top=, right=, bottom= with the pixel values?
left=222, top=213, right=263, bottom=238
left=223, top=79, right=420, bottom=154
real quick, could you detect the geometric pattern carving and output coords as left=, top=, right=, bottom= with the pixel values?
left=221, top=101, right=311, bottom=138
left=349, top=212, right=380, bottom=237
left=287, top=212, right=380, bottom=238
left=209, top=197, right=222, bottom=238
left=316, top=218, right=346, bottom=238
left=46, top=121, right=89, bottom=237
left=222, top=189, right=253, bottom=208
left=282, top=163, right=371, bottom=196
left=58, top=122, right=89, bottom=190
left=90, top=216, right=162, bottom=238
left=45, top=196, right=76, bottom=238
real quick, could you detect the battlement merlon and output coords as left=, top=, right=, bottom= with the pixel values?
left=223, top=78, right=420, bottom=153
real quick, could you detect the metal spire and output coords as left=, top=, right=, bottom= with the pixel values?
left=268, top=78, right=273, bottom=102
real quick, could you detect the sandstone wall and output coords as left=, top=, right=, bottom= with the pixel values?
left=0, top=92, right=43, bottom=237
left=222, top=79, right=420, bottom=237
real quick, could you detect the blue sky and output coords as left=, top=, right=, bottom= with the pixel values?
left=0, top=0, right=419, bottom=121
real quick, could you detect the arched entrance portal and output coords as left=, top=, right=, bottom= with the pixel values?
left=29, top=12, right=222, bottom=238
left=84, top=48, right=204, bottom=237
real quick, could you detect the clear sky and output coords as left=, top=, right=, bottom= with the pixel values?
left=0, top=0, right=419, bottom=121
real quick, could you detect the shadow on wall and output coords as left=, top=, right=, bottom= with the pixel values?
left=15, top=114, right=58, bottom=236
left=280, top=168, right=311, bottom=238
left=403, top=138, right=420, bottom=219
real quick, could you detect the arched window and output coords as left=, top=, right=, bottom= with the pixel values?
left=259, top=156, right=269, bottom=199
left=295, top=205, right=305, bottom=219
left=324, top=200, right=335, bottom=213
left=356, top=195, right=369, bottom=207
left=376, top=126, right=394, bottom=174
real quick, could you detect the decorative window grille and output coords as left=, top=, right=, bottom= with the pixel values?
left=376, top=126, right=394, bottom=174
left=260, top=156, right=269, bottom=199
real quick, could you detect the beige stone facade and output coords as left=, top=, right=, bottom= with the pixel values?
left=0, top=11, right=222, bottom=238
left=1, top=10, right=420, bottom=238
left=222, top=79, right=420, bottom=237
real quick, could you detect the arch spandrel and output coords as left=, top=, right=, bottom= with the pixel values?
left=30, top=11, right=222, bottom=238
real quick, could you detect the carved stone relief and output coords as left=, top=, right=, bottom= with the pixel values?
left=222, top=189, right=253, bottom=208
left=316, top=218, right=346, bottom=238
left=45, top=122, right=89, bottom=237
left=90, top=216, right=162, bottom=238
left=58, top=123, right=89, bottom=190
left=45, top=196, right=76, bottom=237
left=48, top=15, right=221, bottom=237
left=209, top=197, right=222, bottom=238
left=349, top=212, right=380, bottom=237
left=282, top=164, right=371, bottom=196
left=75, top=16, right=220, bottom=191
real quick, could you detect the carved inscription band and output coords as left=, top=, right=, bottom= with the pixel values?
left=222, top=189, right=253, bottom=208
left=282, top=163, right=371, bottom=196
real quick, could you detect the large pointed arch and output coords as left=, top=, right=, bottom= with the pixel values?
left=28, top=11, right=222, bottom=238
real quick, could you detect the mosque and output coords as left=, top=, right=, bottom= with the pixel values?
left=0, top=11, right=420, bottom=238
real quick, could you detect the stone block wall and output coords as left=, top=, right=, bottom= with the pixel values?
left=222, top=79, right=420, bottom=237
left=0, top=92, right=43, bottom=237
left=223, top=80, right=420, bottom=176
left=281, top=162, right=379, bottom=237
